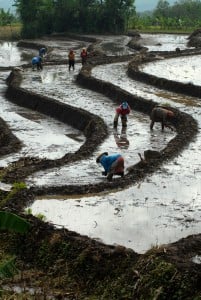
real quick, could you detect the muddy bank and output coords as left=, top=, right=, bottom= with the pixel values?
left=3, top=69, right=107, bottom=182
left=0, top=116, right=21, bottom=157
left=127, top=49, right=201, bottom=97
left=1, top=188, right=201, bottom=299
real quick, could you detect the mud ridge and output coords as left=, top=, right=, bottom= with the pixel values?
left=0, top=116, right=21, bottom=157
left=128, top=49, right=201, bottom=98
left=3, top=52, right=199, bottom=193
left=3, top=69, right=108, bottom=182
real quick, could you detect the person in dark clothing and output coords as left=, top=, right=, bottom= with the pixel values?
left=80, top=48, right=87, bottom=65
left=150, top=106, right=175, bottom=131
left=39, top=47, right=46, bottom=57
left=68, top=49, right=75, bottom=71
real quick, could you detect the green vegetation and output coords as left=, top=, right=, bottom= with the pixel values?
left=3, top=0, right=200, bottom=39
left=1, top=0, right=201, bottom=39
left=13, top=0, right=135, bottom=38
left=135, top=0, right=201, bottom=32
left=0, top=210, right=30, bottom=286
left=0, top=211, right=30, bottom=234
left=0, top=7, right=20, bottom=40
left=24, top=208, right=46, bottom=221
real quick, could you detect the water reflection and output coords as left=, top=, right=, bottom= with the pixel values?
left=113, top=127, right=129, bottom=149
left=0, top=41, right=27, bottom=66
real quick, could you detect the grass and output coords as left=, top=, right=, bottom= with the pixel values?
left=129, top=24, right=195, bottom=34
left=0, top=23, right=21, bottom=40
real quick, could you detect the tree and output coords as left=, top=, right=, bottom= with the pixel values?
left=154, top=0, right=170, bottom=18
left=0, top=9, right=16, bottom=26
left=14, top=0, right=136, bottom=36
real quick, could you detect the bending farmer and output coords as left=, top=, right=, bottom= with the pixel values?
left=96, top=152, right=124, bottom=181
left=114, top=101, right=131, bottom=128
left=150, top=106, right=175, bottom=131
left=32, top=56, right=43, bottom=70
left=39, top=47, right=46, bottom=57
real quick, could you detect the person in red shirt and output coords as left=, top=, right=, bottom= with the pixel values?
left=113, top=101, right=131, bottom=128
left=80, top=48, right=87, bottom=65
left=68, top=49, right=75, bottom=71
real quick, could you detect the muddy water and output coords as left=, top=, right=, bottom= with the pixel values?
left=140, top=33, right=190, bottom=51
left=0, top=41, right=28, bottom=66
left=141, top=55, right=201, bottom=85
left=0, top=62, right=85, bottom=167
left=31, top=58, right=201, bottom=253
left=1, top=36, right=201, bottom=254
left=26, top=37, right=89, bottom=60
left=21, top=64, right=174, bottom=186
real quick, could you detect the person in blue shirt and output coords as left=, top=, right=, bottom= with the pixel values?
left=39, top=47, right=46, bottom=57
left=96, top=152, right=124, bottom=181
left=32, top=56, right=43, bottom=70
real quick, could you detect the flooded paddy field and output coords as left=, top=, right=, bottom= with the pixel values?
left=2, top=32, right=201, bottom=300
left=0, top=33, right=201, bottom=255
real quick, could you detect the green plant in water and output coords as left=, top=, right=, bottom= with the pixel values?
left=12, top=182, right=27, bottom=190
left=24, top=207, right=32, bottom=215
left=35, top=213, right=46, bottom=221
left=24, top=208, right=46, bottom=221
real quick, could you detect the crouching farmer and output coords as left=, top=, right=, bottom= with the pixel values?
left=96, top=152, right=124, bottom=181
left=32, top=56, right=43, bottom=71
left=150, top=106, right=175, bottom=131
left=114, top=101, right=131, bottom=128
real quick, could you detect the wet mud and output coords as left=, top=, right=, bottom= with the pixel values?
left=1, top=34, right=201, bottom=299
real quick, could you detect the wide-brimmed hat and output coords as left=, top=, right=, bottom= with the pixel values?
left=96, top=152, right=108, bottom=163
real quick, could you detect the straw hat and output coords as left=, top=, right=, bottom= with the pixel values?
left=96, top=152, right=108, bottom=163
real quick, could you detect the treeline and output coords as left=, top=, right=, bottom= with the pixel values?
left=135, top=0, right=201, bottom=30
left=0, top=9, right=17, bottom=26
left=5, top=0, right=201, bottom=38
left=13, top=0, right=135, bottom=38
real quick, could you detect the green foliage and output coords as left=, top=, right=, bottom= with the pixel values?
left=0, top=8, right=17, bottom=26
left=134, top=0, right=201, bottom=31
left=0, top=211, right=30, bottom=279
left=12, top=182, right=27, bottom=190
left=0, top=211, right=30, bottom=233
left=0, top=257, right=18, bottom=278
left=24, top=208, right=46, bottom=221
left=14, top=0, right=135, bottom=37
left=35, top=213, right=46, bottom=221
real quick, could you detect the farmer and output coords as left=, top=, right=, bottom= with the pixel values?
left=68, top=49, right=75, bottom=71
left=150, top=106, right=175, bottom=131
left=39, top=47, right=46, bottom=57
left=80, top=47, right=87, bottom=65
left=96, top=152, right=125, bottom=181
left=32, top=56, right=43, bottom=70
left=113, top=101, right=131, bottom=128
